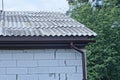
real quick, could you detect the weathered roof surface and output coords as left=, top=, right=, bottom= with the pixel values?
left=0, top=11, right=97, bottom=37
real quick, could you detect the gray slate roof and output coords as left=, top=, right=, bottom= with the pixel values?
left=0, top=11, right=97, bottom=37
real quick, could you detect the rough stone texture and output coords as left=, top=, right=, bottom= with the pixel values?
left=0, top=49, right=84, bottom=80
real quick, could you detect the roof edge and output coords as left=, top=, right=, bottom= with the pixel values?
left=0, top=36, right=96, bottom=49
left=0, top=36, right=95, bottom=42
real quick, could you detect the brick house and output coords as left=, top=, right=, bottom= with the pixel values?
left=0, top=11, right=96, bottom=80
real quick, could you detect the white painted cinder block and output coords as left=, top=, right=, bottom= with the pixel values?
left=76, top=52, right=82, bottom=60
left=56, top=49, right=76, bottom=59
left=17, top=60, right=38, bottom=67
left=0, top=60, right=16, bottom=67
left=0, top=53, right=12, bottom=60
left=0, top=75, right=16, bottom=80
left=18, top=75, right=38, bottom=80
left=67, top=74, right=83, bottom=80
left=2, top=50, right=23, bottom=53
left=28, top=67, right=76, bottom=74
left=34, top=52, right=54, bottom=60
left=23, top=49, right=45, bottom=53
left=28, top=67, right=49, bottom=74
left=66, top=60, right=82, bottom=66
left=77, top=66, right=83, bottom=73
left=13, top=53, right=34, bottom=60
left=0, top=68, right=6, bottom=74
left=39, top=74, right=59, bottom=80
left=7, top=68, right=27, bottom=74
left=38, top=60, right=65, bottom=67
left=48, top=67, right=76, bottom=73
left=59, top=74, right=67, bottom=80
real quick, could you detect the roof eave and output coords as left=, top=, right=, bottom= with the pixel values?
left=0, top=36, right=96, bottom=49
left=0, top=36, right=96, bottom=42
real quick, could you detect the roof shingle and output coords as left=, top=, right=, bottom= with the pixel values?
left=0, top=11, right=97, bottom=37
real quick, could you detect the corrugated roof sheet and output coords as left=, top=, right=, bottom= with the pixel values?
left=0, top=11, right=97, bottom=37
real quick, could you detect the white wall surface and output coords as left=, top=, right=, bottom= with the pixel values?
left=0, top=49, right=84, bottom=80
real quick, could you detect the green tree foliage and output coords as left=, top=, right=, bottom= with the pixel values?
left=69, top=1, right=120, bottom=80
left=68, top=0, right=88, bottom=4
left=104, top=0, right=120, bottom=7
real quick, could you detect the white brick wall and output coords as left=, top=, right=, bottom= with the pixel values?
left=0, top=60, right=16, bottom=67
left=7, top=68, right=27, bottom=74
left=18, top=75, right=38, bottom=80
left=0, top=53, right=13, bottom=60
left=38, top=74, right=59, bottom=80
left=13, top=53, right=34, bottom=60
left=17, top=60, right=38, bottom=67
left=67, top=74, right=83, bottom=80
left=0, top=68, right=6, bottom=74
left=56, top=49, right=76, bottom=59
left=38, top=60, right=65, bottom=66
left=0, top=49, right=84, bottom=80
left=0, top=75, right=16, bottom=80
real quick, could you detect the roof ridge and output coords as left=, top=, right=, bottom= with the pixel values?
left=4, top=11, right=65, bottom=14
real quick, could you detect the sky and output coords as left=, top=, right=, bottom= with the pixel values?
left=0, top=0, right=69, bottom=13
